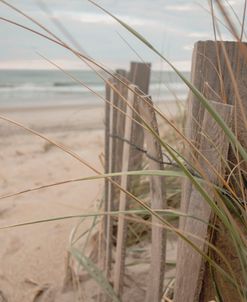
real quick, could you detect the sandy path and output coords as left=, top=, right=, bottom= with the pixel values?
left=0, top=104, right=105, bottom=301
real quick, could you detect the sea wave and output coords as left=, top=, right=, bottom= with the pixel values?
left=0, top=84, right=15, bottom=88
left=0, top=83, right=106, bottom=93
left=0, top=69, right=190, bottom=107
left=0, top=81, right=188, bottom=93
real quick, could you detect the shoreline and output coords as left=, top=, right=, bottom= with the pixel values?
left=0, top=98, right=185, bottom=112
left=0, top=102, right=104, bottom=113
left=0, top=103, right=105, bottom=136
left=0, top=99, right=185, bottom=136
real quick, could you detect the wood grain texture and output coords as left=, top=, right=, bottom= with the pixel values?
left=103, top=71, right=128, bottom=285
left=176, top=43, right=205, bottom=279
left=99, top=80, right=116, bottom=302
left=197, top=41, right=247, bottom=302
left=113, top=64, right=151, bottom=298
left=137, top=96, right=166, bottom=302
left=105, top=84, right=117, bottom=279
left=114, top=85, right=136, bottom=296
left=111, top=70, right=128, bottom=211
left=174, top=100, right=233, bottom=302
left=102, top=63, right=152, bottom=300
left=104, top=80, right=111, bottom=235
left=189, top=41, right=247, bottom=191
left=175, top=42, right=207, bottom=302
left=129, top=62, right=151, bottom=95
left=176, top=41, right=247, bottom=302
left=128, top=62, right=150, bottom=177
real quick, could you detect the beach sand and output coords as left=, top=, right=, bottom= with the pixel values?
left=0, top=100, right=182, bottom=301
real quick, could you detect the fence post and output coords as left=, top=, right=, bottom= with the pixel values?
left=128, top=62, right=151, bottom=174
left=103, top=62, right=151, bottom=300
left=129, top=62, right=151, bottom=95
left=137, top=95, right=166, bottom=302
left=100, top=71, right=128, bottom=302
left=174, top=100, right=233, bottom=302
left=114, top=85, right=137, bottom=296
left=112, top=70, right=128, bottom=205
left=102, top=80, right=118, bottom=287
left=175, top=41, right=247, bottom=302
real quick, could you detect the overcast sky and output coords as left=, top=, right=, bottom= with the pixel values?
left=0, top=0, right=245, bottom=70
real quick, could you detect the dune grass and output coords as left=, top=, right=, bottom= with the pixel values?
left=0, top=0, right=246, bottom=301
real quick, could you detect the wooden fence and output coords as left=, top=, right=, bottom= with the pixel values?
left=174, top=41, right=247, bottom=302
left=97, top=41, right=246, bottom=302
left=99, top=62, right=167, bottom=302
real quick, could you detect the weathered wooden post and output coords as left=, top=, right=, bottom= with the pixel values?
left=114, top=85, right=137, bottom=296
left=174, top=41, right=247, bottom=302
left=137, top=95, right=166, bottom=302
left=129, top=62, right=151, bottom=94
left=102, top=70, right=128, bottom=294
left=113, top=63, right=151, bottom=297
left=174, top=100, right=233, bottom=302
left=128, top=62, right=151, bottom=172
left=103, top=80, right=119, bottom=281
left=102, top=62, right=151, bottom=300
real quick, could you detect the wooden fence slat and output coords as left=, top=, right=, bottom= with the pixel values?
left=129, top=62, right=151, bottom=94
left=112, top=70, right=128, bottom=210
left=99, top=80, right=113, bottom=282
left=105, top=83, right=117, bottom=279
left=103, top=72, right=128, bottom=280
left=174, top=100, right=233, bottom=302
left=137, top=96, right=166, bottom=302
left=104, top=80, right=111, bottom=237
left=175, top=43, right=208, bottom=301
left=114, top=85, right=136, bottom=296
left=102, top=63, right=151, bottom=301
left=197, top=41, right=247, bottom=302
left=100, top=72, right=128, bottom=302
left=98, top=80, right=114, bottom=302
left=178, top=42, right=205, bottom=232
left=175, top=41, right=247, bottom=302
left=176, top=46, right=204, bottom=288
left=128, top=62, right=150, bottom=175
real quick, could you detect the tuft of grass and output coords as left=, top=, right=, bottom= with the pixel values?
left=0, top=0, right=246, bottom=301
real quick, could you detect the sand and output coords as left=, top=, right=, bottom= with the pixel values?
left=0, top=100, right=182, bottom=301
left=0, top=104, right=105, bottom=301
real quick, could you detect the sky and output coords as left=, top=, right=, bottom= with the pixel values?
left=0, top=0, right=245, bottom=71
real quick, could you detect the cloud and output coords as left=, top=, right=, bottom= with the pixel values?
left=52, top=11, right=158, bottom=27
left=183, top=45, right=193, bottom=51
left=153, top=60, right=191, bottom=71
left=1, top=1, right=223, bottom=71
left=53, top=11, right=114, bottom=25
left=164, top=4, right=198, bottom=12
left=188, top=32, right=211, bottom=38
left=0, top=58, right=90, bottom=70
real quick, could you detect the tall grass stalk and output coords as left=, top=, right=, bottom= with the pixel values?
left=0, top=0, right=246, bottom=300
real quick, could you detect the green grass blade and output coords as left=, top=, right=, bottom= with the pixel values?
left=70, top=247, right=121, bottom=302
left=0, top=209, right=214, bottom=230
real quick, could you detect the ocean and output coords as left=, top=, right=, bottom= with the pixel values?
left=0, top=69, right=190, bottom=108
